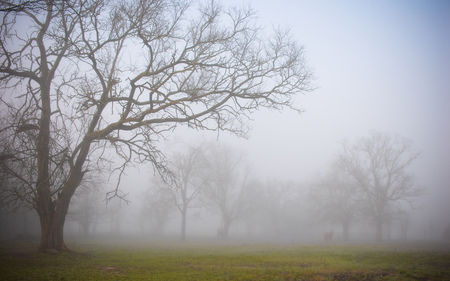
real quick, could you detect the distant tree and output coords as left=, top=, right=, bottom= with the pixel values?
left=238, top=179, right=264, bottom=238
left=0, top=0, right=313, bottom=252
left=443, top=224, right=450, bottom=241
left=396, top=208, right=411, bottom=241
left=146, top=143, right=206, bottom=240
left=309, top=162, right=361, bottom=241
left=168, top=144, right=206, bottom=241
left=202, top=144, right=252, bottom=239
left=338, top=132, right=424, bottom=242
left=67, top=183, right=103, bottom=237
left=104, top=197, right=125, bottom=235
left=141, top=178, right=175, bottom=236
left=260, top=179, right=297, bottom=239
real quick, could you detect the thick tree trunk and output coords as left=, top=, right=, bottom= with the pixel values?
left=32, top=2, right=91, bottom=251
left=38, top=211, right=67, bottom=252
left=37, top=196, right=72, bottom=252
left=36, top=79, right=58, bottom=252
left=36, top=171, right=83, bottom=252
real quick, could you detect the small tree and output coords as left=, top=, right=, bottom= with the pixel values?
left=309, top=162, right=361, bottom=241
left=169, top=144, right=206, bottom=241
left=338, top=132, right=424, bottom=242
left=141, top=179, right=174, bottom=236
left=260, top=179, right=297, bottom=239
left=147, top=143, right=206, bottom=241
left=67, top=183, right=103, bottom=237
left=202, top=143, right=252, bottom=239
left=396, top=208, right=411, bottom=241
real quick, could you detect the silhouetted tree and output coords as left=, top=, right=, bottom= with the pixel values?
left=145, top=142, right=206, bottom=240
left=260, top=179, right=297, bottom=239
left=169, top=144, right=206, bottom=241
left=338, top=132, right=424, bottom=242
left=67, top=183, right=103, bottom=237
left=141, top=178, right=174, bottom=236
left=0, top=0, right=313, bottom=252
left=396, top=208, right=411, bottom=241
left=104, top=197, right=125, bottom=235
left=202, top=143, right=253, bottom=239
left=309, top=162, right=361, bottom=241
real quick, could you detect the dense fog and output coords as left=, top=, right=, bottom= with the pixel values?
left=1, top=133, right=449, bottom=244
left=1, top=0, right=449, bottom=247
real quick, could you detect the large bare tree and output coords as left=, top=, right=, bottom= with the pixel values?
left=338, top=132, right=424, bottom=242
left=0, top=0, right=313, bottom=252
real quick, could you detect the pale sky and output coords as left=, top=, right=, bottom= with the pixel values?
left=207, top=0, right=450, bottom=219
left=124, top=1, right=450, bottom=224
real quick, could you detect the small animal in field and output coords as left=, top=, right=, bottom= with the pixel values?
left=324, top=230, right=333, bottom=242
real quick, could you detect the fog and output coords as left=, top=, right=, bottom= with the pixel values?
left=1, top=0, right=449, bottom=246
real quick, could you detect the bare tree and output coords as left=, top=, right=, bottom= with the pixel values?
left=103, top=197, right=126, bottom=235
left=141, top=178, right=174, bottom=237
left=237, top=179, right=264, bottom=238
left=259, top=179, right=297, bottom=240
left=67, top=182, right=103, bottom=237
left=338, top=132, right=424, bottom=242
left=202, top=143, right=252, bottom=239
left=397, top=209, right=411, bottom=241
left=0, top=0, right=313, bottom=251
left=309, top=162, right=361, bottom=241
left=168, top=143, right=206, bottom=241
left=145, top=142, right=206, bottom=240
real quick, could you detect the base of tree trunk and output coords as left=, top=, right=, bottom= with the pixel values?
left=38, top=242, right=72, bottom=254
left=38, top=219, right=71, bottom=253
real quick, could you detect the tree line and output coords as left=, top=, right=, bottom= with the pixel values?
left=145, top=134, right=423, bottom=242
left=67, top=133, right=423, bottom=242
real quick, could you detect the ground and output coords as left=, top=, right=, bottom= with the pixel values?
left=1, top=237, right=449, bottom=280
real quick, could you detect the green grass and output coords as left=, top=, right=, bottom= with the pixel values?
left=1, top=238, right=450, bottom=280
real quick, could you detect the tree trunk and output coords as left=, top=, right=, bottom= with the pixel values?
left=36, top=172, right=83, bottom=252
left=375, top=217, right=383, bottom=242
left=38, top=213, right=66, bottom=252
left=81, top=220, right=90, bottom=237
left=37, top=198, right=71, bottom=252
left=222, top=219, right=231, bottom=240
left=180, top=207, right=187, bottom=241
left=342, top=221, right=350, bottom=241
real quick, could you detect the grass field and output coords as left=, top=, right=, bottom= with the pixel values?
left=1, top=238, right=450, bottom=280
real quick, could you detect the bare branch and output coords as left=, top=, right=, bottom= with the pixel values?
left=337, top=132, right=424, bottom=241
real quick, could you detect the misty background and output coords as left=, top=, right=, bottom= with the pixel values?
left=1, top=0, right=449, bottom=244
